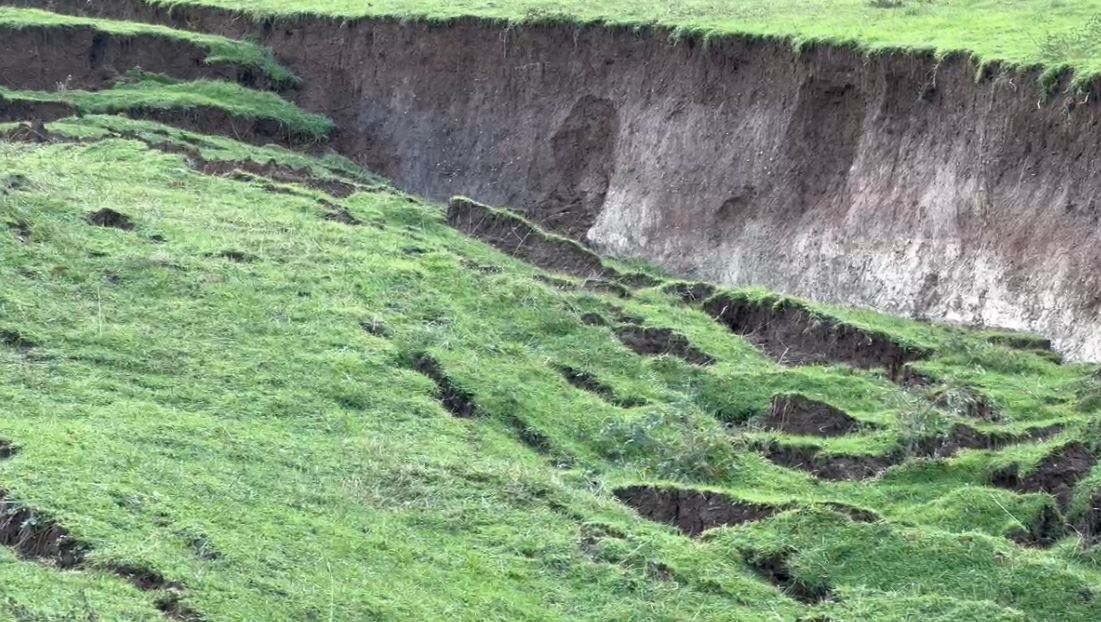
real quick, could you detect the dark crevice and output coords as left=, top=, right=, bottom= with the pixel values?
left=413, top=355, right=477, bottom=418
left=613, top=326, right=715, bottom=366
left=743, top=549, right=833, bottom=604
left=557, top=365, right=645, bottom=408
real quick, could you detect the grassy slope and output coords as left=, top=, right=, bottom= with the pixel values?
left=1, top=114, right=1101, bottom=621
left=148, top=0, right=1101, bottom=78
left=0, top=7, right=297, bottom=86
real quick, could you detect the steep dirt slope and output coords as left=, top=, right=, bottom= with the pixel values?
left=15, top=0, right=1101, bottom=361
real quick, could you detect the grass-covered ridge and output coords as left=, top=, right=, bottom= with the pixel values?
left=0, top=6, right=297, bottom=86
left=2, top=114, right=1101, bottom=620
left=146, top=0, right=1101, bottom=80
left=0, top=74, right=333, bottom=142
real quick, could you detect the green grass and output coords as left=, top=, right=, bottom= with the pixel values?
left=147, top=0, right=1101, bottom=81
left=1, top=115, right=1100, bottom=620
left=0, top=7, right=297, bottom=86
left=0, top=75, right=334, bottom=141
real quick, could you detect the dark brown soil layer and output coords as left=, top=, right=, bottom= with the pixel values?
left=991, top=443, right=1098, bottom=509
left=0, top=496, right=87, bottom=568
left=0, top=96, right=76, bottom=123
left=703, top=293, right=928, bottom=378
left=0, top=25, right=281, bottom=92
left=613, top=326, right=715, bottom=366
left=10, top=0, right=1101, bottom=360
left=413, top=354, right=477, bottom=418
left=613, top=485, right=781, bottom=537
left=761, top=394, right=864, bottom=437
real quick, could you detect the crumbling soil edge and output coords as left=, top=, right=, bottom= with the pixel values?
left=613, top=485, right=782, bottom=537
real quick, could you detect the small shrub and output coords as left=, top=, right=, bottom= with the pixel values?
left=1038, top=14, right=1101, bottom=63
left=593, top=409, right=737, bottom=481
left=893, top=395, right=948, bottom=455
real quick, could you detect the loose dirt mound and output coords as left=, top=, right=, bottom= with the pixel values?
left=413, top=355, right=477, bottom=418
left=991, top=443, right=1098, bottom=509
left=761, top=394, right=863, bottom=437
left=614, top=485, right=781, bottom=537
left=88, top=207, right=134, bottom=230
left=557, top=365, right=644, bottom=408
left=447, top=197, right=617, bottom=281
left=613, top=326, right=715, bottom=366
left=702, top=293, right=928, bottom=379
left=0, top=26, right=279, bottom=92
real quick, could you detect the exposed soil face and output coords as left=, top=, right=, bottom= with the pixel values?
left=15, top=0, right=1101, bottom=360
left=0, top=26, right=278, bottom=92
left=413, top=354, right=477, bottom=418
left=613, top=326, right=715, bottom=366
left=447, top=197, right=616, bottom=280
left=761, top=394, right=864, bottom=437
left=0, top=496, right=87, bottom=568
left=703, top=294, right=927, bottom=378
left=0, top=329, right=36, bottom=352
left=613, top=485, right=780, bottom=537
left=991, top=443, right=1098, bottom=509
left=0, top=96, right=76, bottom=123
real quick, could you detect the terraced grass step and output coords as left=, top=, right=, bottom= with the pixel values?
left=0, top=7, right=296, bottom=91
left=0, top=75, right=332, bottom=146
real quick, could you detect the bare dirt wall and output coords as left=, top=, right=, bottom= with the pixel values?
left=16, top=0, right=1101, bottom=360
